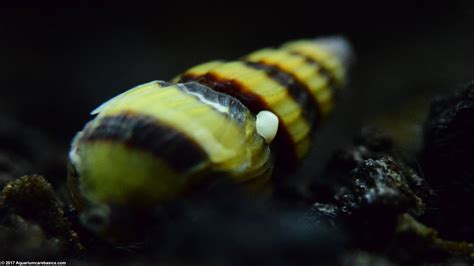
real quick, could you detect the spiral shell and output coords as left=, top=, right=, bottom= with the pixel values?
left=67, top=36, right=352, bottom=236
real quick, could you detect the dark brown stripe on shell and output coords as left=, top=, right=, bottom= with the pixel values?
left=287, top=50, right=338, bottom=97
left=243, top=61, right=320, bottom=129
left=180, top=72, right=299, bottom=169
left=81, top=113, right=208, bottom=172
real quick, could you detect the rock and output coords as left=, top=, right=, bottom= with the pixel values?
left=421, top=81, right=474, bottom=241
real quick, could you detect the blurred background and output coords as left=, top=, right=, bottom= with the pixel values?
left=0, top=1, right=473, bottom=180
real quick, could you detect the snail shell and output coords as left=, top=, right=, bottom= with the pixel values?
left=67, top=37, right=352, bottom=237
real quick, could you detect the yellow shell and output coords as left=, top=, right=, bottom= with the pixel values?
left=68, top=36, right=352, bottom=236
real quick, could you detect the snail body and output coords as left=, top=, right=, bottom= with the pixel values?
left=68, top=37, right=352, bottom=236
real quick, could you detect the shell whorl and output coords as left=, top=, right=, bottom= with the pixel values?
left=68, top=36, right=352, bottom=212
left=69, top=81, right=271, bottom=208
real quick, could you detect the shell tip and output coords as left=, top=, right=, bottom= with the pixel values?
left=313, top=35, right=354, bottom=66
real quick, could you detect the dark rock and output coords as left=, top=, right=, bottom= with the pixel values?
left=421, top=81, right=474, bottom=241
left=312, top=156, right=428, bottom=249
left=0, top=175, right=83, bottom=256
left=323, top=127, right=395, bottom=183
left=0, top=214, right=61, bottom=258
left=309, top=127, right=433, bottom=251
left=389, top=214, right=474, bottom=264
left=337, top=157, right=425, bottom=217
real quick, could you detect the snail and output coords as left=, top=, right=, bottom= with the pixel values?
left=67, top=36, right=353, bottom=240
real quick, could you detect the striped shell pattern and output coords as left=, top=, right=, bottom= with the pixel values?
left=68, top=37, right=352, bottom=229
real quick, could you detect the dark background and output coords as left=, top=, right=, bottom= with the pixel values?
left=0, top=2, right=473, bottom=180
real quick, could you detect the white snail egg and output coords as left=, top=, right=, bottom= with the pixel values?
left=256, top=110, right=279, bottom=144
